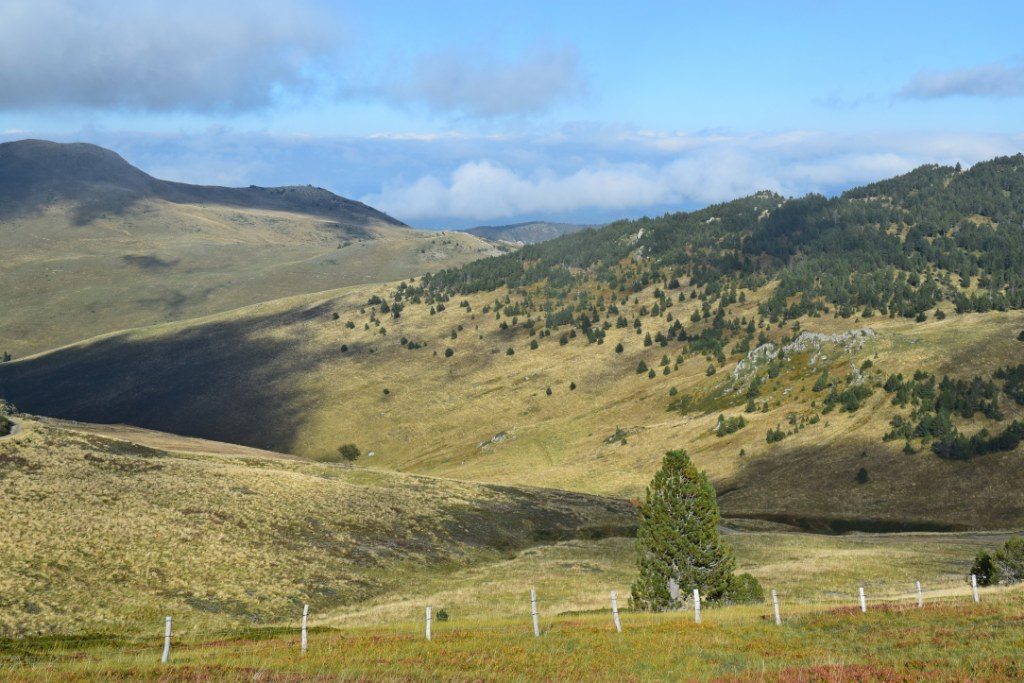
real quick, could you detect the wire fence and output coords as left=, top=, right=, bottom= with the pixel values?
left=3, top=573, right=1009, bottom=668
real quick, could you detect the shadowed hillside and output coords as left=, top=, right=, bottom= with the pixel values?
left=0, top=140, right=403, bottom=227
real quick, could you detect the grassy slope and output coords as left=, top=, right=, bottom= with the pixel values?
left=329, top=530, right=1019, bottom=626
left=0, top=417, right=633, bottom=636
left=0, top=199, right=502, bottom=357
left=2, top=414, right=1018, bottom=677
left=3, top=276, right=1022, bottom=529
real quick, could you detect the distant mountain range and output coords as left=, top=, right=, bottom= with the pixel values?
left=0, top=140, right=500, bottom=356
left=463, top=220, right=601, bottom=244
left=0, top=139, right=405, bottom=228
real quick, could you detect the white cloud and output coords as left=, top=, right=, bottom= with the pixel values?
left=359, top=45, right=584, bottom=117
left=898, top=59, right=1024, bottom=99
left=0, top=3, right=583, bottom=119
left=0, top=0, right=337, bottom=112
left=363, top=131, right=1024, bottom=222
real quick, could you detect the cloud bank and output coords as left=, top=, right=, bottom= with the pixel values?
left=362, top=130, right=1023, bottom=222
left=0, top=1, right=582, bottom=117
left=0, top=0, right=337, bottom=112
left=899, top=59, right=1024, bottom=99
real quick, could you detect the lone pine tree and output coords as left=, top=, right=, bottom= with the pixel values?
left=631, top=449, right=737, bottom=611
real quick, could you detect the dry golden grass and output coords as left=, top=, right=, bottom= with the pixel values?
left=4, top=272, right=1023, bottom=528
left=325, top=530, right=1018, bottom=626
left=0, top=418, right=631, bottom=637
left=0, top=198, right=501, bottom=357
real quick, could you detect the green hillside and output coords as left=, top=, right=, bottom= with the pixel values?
left=2, top=156, right=1023, bottom=530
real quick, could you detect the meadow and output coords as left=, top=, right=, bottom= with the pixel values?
left=2, top=586, right=1020, bottom=681
left=1, top=413, right=1019, bottom=681
left=5, top=275, right=1022, bottom=532
left=0, top=418, right=632, bottom=636
left=0, top=198, right=500, bottom=358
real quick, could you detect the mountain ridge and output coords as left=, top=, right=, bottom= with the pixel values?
left=2, top=154, right=1023, bottom=531
left=0, top=139, right=502, bottom=356
left=0, top=139, right=407, bottom=228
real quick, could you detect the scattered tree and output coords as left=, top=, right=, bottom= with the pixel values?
left=631, top=450, right=756, bottom=610
left=337, top=443, right=361, bottom=462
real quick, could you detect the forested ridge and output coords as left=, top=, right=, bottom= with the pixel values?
left=422, top=155, right=1024, bottom=320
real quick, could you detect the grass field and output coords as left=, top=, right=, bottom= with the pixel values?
left=4, top=274, right=1022, bottom=530
left=0, top=418, right=632, bottom=636
left=1, top=416, right=1017, bottom=636
left=2, top=587, right=1021, bottom=681
left=0, top=198, right=501, bottom=357
left=327, top=530, right=1019, bottom=626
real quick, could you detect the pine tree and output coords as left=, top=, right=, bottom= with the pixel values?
left=631, top=450, right=736, bottom=611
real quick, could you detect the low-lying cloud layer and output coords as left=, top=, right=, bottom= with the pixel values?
left=362, top=130, right=1024, bottom=223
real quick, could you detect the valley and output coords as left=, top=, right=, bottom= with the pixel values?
left=3, top=155, right=1023, bottom=531
left=5, top=4, right=1023, bottom=679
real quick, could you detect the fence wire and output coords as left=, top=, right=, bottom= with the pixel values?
left=1, top=577, right=1005, bottom=668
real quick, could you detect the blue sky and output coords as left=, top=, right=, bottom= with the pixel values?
left=2, top=1, right=1023, bottom=227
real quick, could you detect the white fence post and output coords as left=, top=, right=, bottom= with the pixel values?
left=530, top=587, right=540, bottom=637
left=859, top=586, right=867, bottom=613
left=693, top=588, right=701, bottom=624
left=301, top=604, right=309, bottom=654
left=916, top=581, right=924, bottom=608
left=971, top=574, right=980, bottom=603
left=610, top=590, right=622, bottom=633
left=425, top=605, right=432, bottom=641
left=161, top=616, right=172, bottom=663
left=771, top=589, right=781, bottom=625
